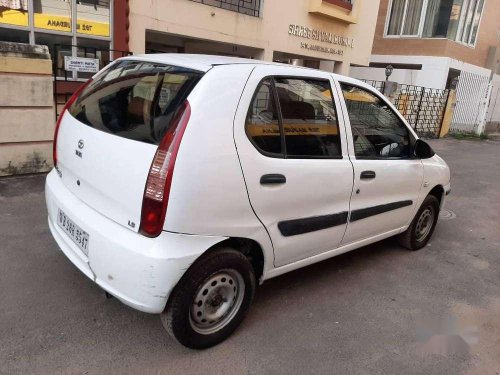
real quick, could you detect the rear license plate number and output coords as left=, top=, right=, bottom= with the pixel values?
left=57, top=209, right=90, bottom=256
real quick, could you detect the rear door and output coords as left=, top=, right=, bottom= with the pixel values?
left=335, top=81, right=424, bottom=244
left=56, top=59, right=203, bottom=231
left=234, top=65, right=354, bottom=267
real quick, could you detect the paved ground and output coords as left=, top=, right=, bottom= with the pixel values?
left=1, top=138, right=499, bottom=375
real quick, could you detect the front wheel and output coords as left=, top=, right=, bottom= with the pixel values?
left=161, top=248, right=256, bottom=349
left=398, top=195, right=440, bottom=250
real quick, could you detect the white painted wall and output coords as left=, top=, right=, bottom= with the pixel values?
left=350, top=55, right=492, bottom=89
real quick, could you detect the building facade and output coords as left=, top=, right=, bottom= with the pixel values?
left=0, top=0, right=131, bottom=176
left=350, top=0, right=499, bottom=89
left=0, top=0, right=130, bottom=80
left=128, top=0, right=380, bottom=76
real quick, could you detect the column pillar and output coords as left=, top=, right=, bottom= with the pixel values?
left=319, top=60, right=335, bottom=72
left=333, top=61, right=350, bottom=76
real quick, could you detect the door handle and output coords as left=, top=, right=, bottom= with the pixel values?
left=360, top=170, right=376, bottom=180
left=260, top=174, right=286, bottom=185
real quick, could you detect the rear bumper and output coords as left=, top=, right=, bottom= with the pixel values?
left=45, top=169, right=226, bottom=314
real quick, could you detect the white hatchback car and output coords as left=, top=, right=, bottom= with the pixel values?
left=46, top=54, right=450, bottom=349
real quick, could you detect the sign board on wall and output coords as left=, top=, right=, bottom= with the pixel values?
left=64, top=56, right=100, bottom=73
left=34, top=14, right=110, bottom=37
left=288, top=24, right=354, bottom=56
left=0, top=9, right=28, bottom=26
left=0, top=10, right=110, bottom=37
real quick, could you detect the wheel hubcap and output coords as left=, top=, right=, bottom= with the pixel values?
left=415, top=207, right=435, bottom=242
left=189, top=269, right=245, bottom=335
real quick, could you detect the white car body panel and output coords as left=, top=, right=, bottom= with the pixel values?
left=45, top=54, right=451, bottom=315
left=56, top=101, right=157, bottom=232
left=46, top=170, right=226, bottom=313
left=233, top=65, right=354, bottom=267
left=165, top=64, right=275, bottom=271
left=341, top=158, right=423, bottom=244
left=421, top=155, right=451, bottom=208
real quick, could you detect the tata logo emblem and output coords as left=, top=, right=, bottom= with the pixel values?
left=76, top=139, right=84, bottom=158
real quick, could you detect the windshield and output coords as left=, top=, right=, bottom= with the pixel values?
left=69, top=60, right=203, bottom=145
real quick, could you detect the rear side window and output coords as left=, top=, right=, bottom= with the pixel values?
left=69, top=60, right=202, bottom=145
left=245, top=79, right=283, bottom=156
left=275, top=78, right=341, bottom=158
left=246, top=77, right=342, bottom=159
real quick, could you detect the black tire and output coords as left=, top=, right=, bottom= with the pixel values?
left=398, top=195, right=440, bottom=251
left=161, top=247, right=256, bottom=349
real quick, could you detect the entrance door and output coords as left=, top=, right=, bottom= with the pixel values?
left=336, top=81, right=424, bottom=244
left=234, top=65, right=354, bottom=267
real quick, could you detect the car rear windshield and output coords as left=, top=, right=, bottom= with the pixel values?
left=69, top=60, right=203, bottom=145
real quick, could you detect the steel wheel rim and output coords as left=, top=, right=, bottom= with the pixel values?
left=189, top=269, right=245, bottom=335
left=415, top=207, right=434, bottom=242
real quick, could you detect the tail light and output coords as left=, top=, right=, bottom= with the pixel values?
left=139, top=101, right=191, bottom=237
left=53, top=79, right=92, bottom=168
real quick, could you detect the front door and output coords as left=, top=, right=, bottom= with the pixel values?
left=234, top=66, right=354, bottom=267
left=336, top=81, right=424, bottom=244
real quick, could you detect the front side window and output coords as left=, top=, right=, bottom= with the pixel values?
left=245, top=77, right=342, bottom=159
left=340, top=84, right=411, bottom=159
left=69, top=60, right=202, bottom=145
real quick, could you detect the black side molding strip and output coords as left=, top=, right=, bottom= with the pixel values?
left=278, top=212, right=349, bottom=237
left=350, top=200, right=413, bottom=222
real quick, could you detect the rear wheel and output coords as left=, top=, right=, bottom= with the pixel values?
left=398, top=195, right=440, bottom=250
left=161, top=248, right=256, bottom=349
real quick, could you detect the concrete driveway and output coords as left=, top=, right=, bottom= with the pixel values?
left=1, top=138, right=499, bottom=375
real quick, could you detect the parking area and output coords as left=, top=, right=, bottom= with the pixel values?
left=1, top=138, right=499, bottom=374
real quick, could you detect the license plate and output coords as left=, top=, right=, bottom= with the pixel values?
left=57, top=209, right=90, bottom=256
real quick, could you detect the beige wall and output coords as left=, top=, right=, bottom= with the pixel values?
left=128, top=0, right=380, bottom=74
left=0, top=43, right=54, bottom=176
left=372, top=0, right=500, bottom=68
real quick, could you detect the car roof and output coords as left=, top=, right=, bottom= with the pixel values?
left=119, top=54, right=272, bottom=72
left=117, top=53, right=370, bottom=88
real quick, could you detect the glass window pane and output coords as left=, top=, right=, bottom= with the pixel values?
left=245, top=79, right=283, bottom=156
left=446, top=0, right=464, bottom=39
left=468, top=0, right=484, bottom=44
left=69, top=60, right=203, bottom=145
left=460, top=0, right=477, bottom=43
left=0, top=1, right=29, bottom=27
left=402, top=0, right=424, bottom=35
left=0, top=28, right=29, bottom=43
left=275, top=78, right=342, bottom=158
left=422, top=0, right=457, bottom=38
left=340, top=84, right=411, bottom=159
left=76, top=0, right=110, bottom=37
left=387, top=0, right=406, bottom=35
left=34, top=0, right=72, bottom=33
left=35, top=32, right=72, bottom=77
left=422, top=0, right=440, bottom=37
left=76, top=37, right=110, bottom=79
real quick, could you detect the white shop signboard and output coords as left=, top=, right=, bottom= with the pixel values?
left=64, top=56, right=100, bottom=73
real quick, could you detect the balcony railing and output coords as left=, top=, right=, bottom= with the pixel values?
left=322, top=0, right=353, bottom=11
left=189, top=0, right=261, bottom=17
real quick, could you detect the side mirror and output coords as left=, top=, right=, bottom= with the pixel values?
left=414, top=139, right=435, bottom=159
